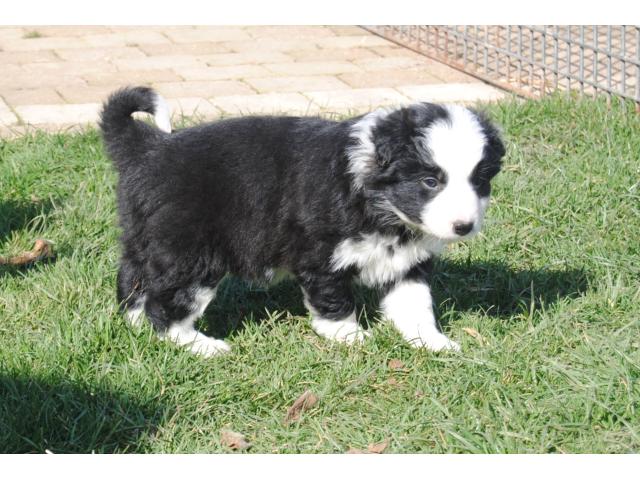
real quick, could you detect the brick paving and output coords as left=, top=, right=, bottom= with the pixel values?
left=0, top=25, right=506, bottom=137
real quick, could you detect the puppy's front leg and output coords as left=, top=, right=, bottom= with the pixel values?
left=381, top=264, right=460, bottom=352
left=299, top=273, right=367, bottom=344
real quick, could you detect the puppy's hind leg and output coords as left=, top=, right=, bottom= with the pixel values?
left=117, top=256, right=146, bottom=327
left=145, top=284, right=231, bottom=357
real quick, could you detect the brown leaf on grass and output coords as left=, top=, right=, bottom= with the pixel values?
left=284, top=390, right=318, bottom=424
left=0, top=239, right=55, bottom=266
left=220, top=429, right=252, bottom=451
left=462, top=327, right=485, bottom=345
left=347, top=440, right=390, bottom=454
left=388, top=358, right=405, bottom=370
left=347, top=448, right=366, bottom=454
left=367, top=440, right=389, bottom=453
left=387, top=377, right=399, bottom=387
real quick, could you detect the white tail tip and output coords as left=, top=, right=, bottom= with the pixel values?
left=153, top=93, right=172, bottom=133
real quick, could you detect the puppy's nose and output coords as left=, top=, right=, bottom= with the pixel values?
left=453, top=221, right=474, bottom=236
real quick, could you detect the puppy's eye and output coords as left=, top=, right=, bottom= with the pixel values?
left=422, top=177, right=439, bottom=189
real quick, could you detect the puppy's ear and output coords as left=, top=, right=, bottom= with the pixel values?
left=373, top=134, right=396, bottom=167
left=473, top=109, right=506, bottom=165
left=372, top=108, right=417, bottom=167
left=485, top=127, right=506, bottom=160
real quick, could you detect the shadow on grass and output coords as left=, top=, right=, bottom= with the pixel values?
left=0, top=198, right=54, bottom=243
left=431, top=258, right=589, bottom=321
left=0, top=198, right=58, bottom=278
left=200, top=259, right=589, bottom=338
left=202, top=277, right=307, bottom=339
left=0, top=374, right=167, bottom=453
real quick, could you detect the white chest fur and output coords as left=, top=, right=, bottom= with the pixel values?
left=331, top=232, right=445, bottom=286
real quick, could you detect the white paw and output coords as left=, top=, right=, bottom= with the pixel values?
left=407, top=330, right=461, bottom=352
left=125, top=301, right=146, bottom=327
left=311, top=313, right=369, bottom=345
left=164, top=324, right=231, bottom=357
left=341, top=328, right=370, bottom=345
left=189, top=337, right=232, bottom=357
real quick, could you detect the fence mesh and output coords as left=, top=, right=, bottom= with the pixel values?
left=366, top=26, right=640, bottom=104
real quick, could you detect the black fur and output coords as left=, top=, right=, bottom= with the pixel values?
left=100, top=86, right=504, bottom=338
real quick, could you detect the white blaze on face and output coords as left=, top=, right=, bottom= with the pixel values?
left=419, top=105, right=489, bottom=241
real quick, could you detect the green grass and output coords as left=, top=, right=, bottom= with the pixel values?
left=22, top=30, right=43, bottom=39
left=1, top=96, right=639, bottom=453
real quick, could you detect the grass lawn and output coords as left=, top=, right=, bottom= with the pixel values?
left=0, top=96, right=639, bottom=453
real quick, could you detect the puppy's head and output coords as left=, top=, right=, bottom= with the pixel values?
left=349, top=103, right=505, bottom=242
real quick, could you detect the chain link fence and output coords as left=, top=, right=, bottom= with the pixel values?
left=366, top=26, right=640, bottom=105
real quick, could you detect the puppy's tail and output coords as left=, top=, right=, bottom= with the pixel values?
left=99, top=86, right=172, bottom=166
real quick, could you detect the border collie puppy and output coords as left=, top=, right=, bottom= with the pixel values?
left=100, top=86, right=504, bottom=357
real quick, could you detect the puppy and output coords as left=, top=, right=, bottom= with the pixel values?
left=100, top=86, right=504, bottom=357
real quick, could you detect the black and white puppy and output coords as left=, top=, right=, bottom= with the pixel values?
left=100, top=86, right=504, bottom=357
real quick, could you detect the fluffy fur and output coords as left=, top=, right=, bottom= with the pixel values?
left=100, top=86, right=505, bottom=357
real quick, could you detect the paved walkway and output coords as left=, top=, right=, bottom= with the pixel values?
left=0, top=26, right=505, bottom=137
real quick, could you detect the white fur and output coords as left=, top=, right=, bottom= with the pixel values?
left=381, top=280, right=460, bottom=351
left=331, top=232, right=445, bottom=286
left=310, top=311, right=368, bottom=344
left=425, top=105, right=487, bottom=176
left=418, top=105, right=488, bottom=240
left=165, top=323, right=231, bottom=357
left=348, top=104, right=491, bottom=241
left=347, top=107, right=391, bottom=189
left=125, top=287, right=229, bottom=355
left=302, top=290, right=368, bottom=344
left=153, top=93, right=172, bottom=133
left=125, top=294, right=147, bottom=327
left=162, top=287, right=231, bottom=357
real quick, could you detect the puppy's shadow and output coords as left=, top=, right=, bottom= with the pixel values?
left=0, top=374, right=168, bottom=453
left=0, top=198, right=57, bottom=277
left=0, top=198, right=53, bottom=242
left=200, top=259, right=589, bottom=338
left=430, top=258, right=589, bottom=323
left=201, top=277, right=308, bottom=339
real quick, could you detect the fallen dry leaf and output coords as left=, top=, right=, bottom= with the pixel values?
left=347, top=448, right=366, bottom=454
left=284, top=390, right=318, bottom=424
left=367, top=440, right=389, bottom=453
left=387, top=377, right=399, bottom=387
left=462, top=327, right=485, bottom=345
left=347, top=440, right=390, bottom=454
left=388, top=358, right=405, bottom=370
left=220, top=429, right=252, bottom=451
left=0, top=239, right=55, bottom=266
